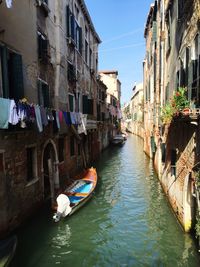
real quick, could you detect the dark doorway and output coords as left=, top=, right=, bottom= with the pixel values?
left=43, top=143, right=55, bottom=200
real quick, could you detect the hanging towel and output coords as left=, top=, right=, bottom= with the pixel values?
left=56, top=111, right=60, bottom=129
left=34, top=105, right=43, bottom=132
left=40, top=106, right=48, bottom=126
left=59, top=111, right=63, bottom=123
left=9, top=100, right=19, bottom=125
left=78, top=113, right=87, bottom=135
left=6, top=0, right=12, bottom=8
left=0, top=98, right=11, bottom=129
left=70, top=112, right=76, bottom=124
left=63, top=111, right=71, bottom=125
left=66, top=112, right=72, bottom=125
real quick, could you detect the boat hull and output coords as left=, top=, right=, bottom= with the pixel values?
left=53, top=167, right=97, bottom=221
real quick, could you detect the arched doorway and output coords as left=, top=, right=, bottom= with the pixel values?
left=42, top=140, right=59, bottom=202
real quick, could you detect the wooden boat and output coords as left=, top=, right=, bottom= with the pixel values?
left=53, top=167, right=97, bottom=222
left=0, top=235, right=17, bottom=267
left=111, top=134, right=126, bottom=145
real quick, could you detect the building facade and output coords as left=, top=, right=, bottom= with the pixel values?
left=0, top=0, right=109, bottom=237
left=143, top=0, right=200, bottom=235
left=99, top=70, right=122, bottom=138
left=123, top=83, right=144, bottom=138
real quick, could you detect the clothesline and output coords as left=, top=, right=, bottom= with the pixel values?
left=0, top=97, right=87, bottom=135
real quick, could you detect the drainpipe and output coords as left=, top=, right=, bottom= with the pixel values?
left=54, top=0, right=61, bottom=110
left=158, top=0, right=165, bottom=178
left=160, top=0, right=165, bottom=107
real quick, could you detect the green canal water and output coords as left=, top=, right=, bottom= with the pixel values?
left=12, top=135, right=200, bottom=267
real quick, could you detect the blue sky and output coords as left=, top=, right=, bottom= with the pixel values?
left=85, top=0, right=153, bottom=105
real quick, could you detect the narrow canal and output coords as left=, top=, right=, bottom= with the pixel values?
left=12, top=135, right=200, bottom=267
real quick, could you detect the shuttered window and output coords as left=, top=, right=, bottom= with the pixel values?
left=177, top=0, right=184, bottom=19
left=38, top=79, right=50, bottom=107
left=78, top=27, right=82, bottom=55
left=0, top=153, right=4, bottom=173
left=0, top=46, right=24, bottom=100
left=69, top=94, right=74, bottom=112
left=9, top=53, right=24, bottom=100
left=85, top=40, right=88, bottom=64
left=38, top=32, right=48, bottom=62
left=68, top=62, right=76, bottom=82
left=152, top=21, right=157, bottom=43
left=66, top=5, right=82, bottom=53
left=88, top=99, right=93, bottom=115
left=82, top=95, right=88, bottom=114
left=171, top=149, right=177, bottom=177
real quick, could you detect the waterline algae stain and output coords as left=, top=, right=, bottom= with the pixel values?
left=12, top=136, right=200, bottom=266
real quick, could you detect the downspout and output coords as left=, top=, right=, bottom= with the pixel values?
left=158, top=0, right=165, bottom=177
left=160, top=0, right=165, bottom=108
left=54, top=0, right=61, bottom=110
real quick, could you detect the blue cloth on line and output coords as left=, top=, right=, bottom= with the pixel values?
left=0, top=97, right=11, bottom=129
left=34, top=105, right=43, bottom=132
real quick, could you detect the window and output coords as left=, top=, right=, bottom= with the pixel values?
left=177, top=0, right=184, bottom=20
left=66, top=6, right=82, bottom=53
left=188, top=35, right=199, bottom=104
left=82, top=95, right=88, bottom=114
left=85, top=40, right=88, bottom=64
left=0, top=152, right=4, bottom=173
left=27, top=146, right=37, bottom=182
left=68, top=62, right=76, bottom=82
left=0, top=46, right=24, bottom=100
left=171, top=149, right=177, bottom=177
left=166, top=10, right=172, bottom=52
left=38, top=32, right=48, bottom=62
left=75, top=22, right=82, bottom=53
left=70, top=137, right=75, bottom=156
left=37, top=0, right=50, bottom=16
left=88, top=99, right=93, bottom=115
left=89, top=48, right=92, bottom=68
left=161, top=143, right=166, bottom=163
left=38, top=79, right=50, bottom=107
left=58, top=137, right=64, bottom=162
left=69, top=94, right=75, bottom=112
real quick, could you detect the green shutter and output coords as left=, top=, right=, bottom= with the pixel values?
left=79, top=27, right=82, bottom=54
left=70, top=14, right=75, bottom=40
left=38, top=34, right=42, bottom=59
left=10, top=53, right=24, bottom=100
left=69, top=94, right=74, bottom=112
left=66, top=5, right=70, bottom=37
left=152, top=21, right=157, bottom=43
left=188, top=61, right=193, bottom=100
left=0, top=46, right=9, bottom=98
left=169, top=10, right=172, bottom=48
